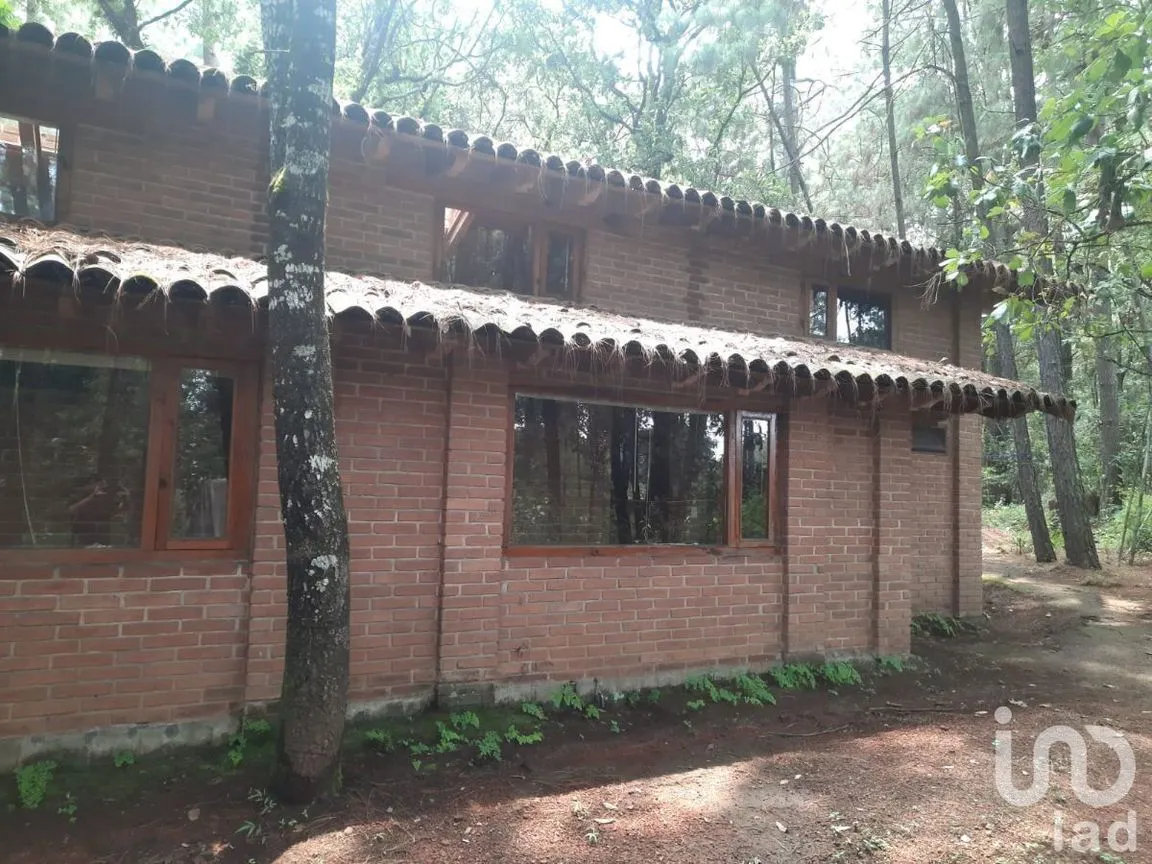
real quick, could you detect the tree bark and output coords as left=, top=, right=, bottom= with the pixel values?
left=881, top=0, right=905, bottom=237
left=1095, top=300, right=1121, bottom=508
left=994, top=321, right=1056, bottom=561
left=1006, top=0, right=1100, bottom=568
left=777, top=56, right=806, bottom=207
left=262, top=0, right=352, bottom=803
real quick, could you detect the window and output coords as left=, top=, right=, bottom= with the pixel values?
left=440, top=206, right=581, bottom=299
left=0, top=115, right=59, bottom=221
left=912, top=416, right=948, bottom=454
left=509, top=394, right=780, bottom=549
left=0, top=348, right=255, bottom=552
left=810, top=286, right=891, bottom=349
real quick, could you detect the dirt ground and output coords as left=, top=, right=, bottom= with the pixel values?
left=4, top=535, right=1152, bottom=864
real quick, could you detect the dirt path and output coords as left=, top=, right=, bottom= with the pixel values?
left=4, top=551, right=1151, bottom=864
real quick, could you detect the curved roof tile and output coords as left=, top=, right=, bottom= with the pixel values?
left=0, top=222, right=1073, bottom=420
left=0, top=19, right=1048, bottom=292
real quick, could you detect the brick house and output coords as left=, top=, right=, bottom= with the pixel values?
left=0, top=22, right=1070, bottom=765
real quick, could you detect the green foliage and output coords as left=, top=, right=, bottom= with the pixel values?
left=112, top=750, right=135, bottom=769
left=56, top=791, right=77, bottom=822
left=450, top=711, right=481, bottom=731
left=520, top=701, right=547, bottom=721
left=476, top=731, right=503, bottom=762
left=734, top=673, right=777, bottom=706
left=550, top=682, right=584, bottom=713
left=684, top=673, right=739, bottom=705
left=686, top=699, right=706, bottom=711
left=16, top=760, right=56, bottom=810
left=769, top=663, right=818, bottom=691
left=820, top=661, right=862, bottom=687
left=227, top=717, right=272, bottom=768
left=583, top=703, right=602, bottom=720
left=877, top=655, right=906, bottom=674
left=364, top=728, right=395, bottom=753
left=912, top=613, right=973, bottom=638
left=505, top=724, right=544, bottom=745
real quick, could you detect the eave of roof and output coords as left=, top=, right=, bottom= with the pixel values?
left=0, top=221, right=1075, bottom=421
left=0, top=19, right=1037, bottom=294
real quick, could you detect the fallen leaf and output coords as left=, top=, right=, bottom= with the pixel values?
left=593, top=817, right=615, bottom=825
left=776, top=821, right=788, bottom=833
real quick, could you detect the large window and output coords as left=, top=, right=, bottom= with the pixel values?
left=0, top=348, right=255, bottom=552
left=440, top=206, right=581, bottom=299
left=509, top=394, right=779, bottom=549
left=810, top=285, right=891, bottom=349
left=0, top=114, right=59, bottom=222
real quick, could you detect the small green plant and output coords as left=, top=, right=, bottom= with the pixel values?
left=686, top=699, right=706, bottom=711
left=624, top=691, right=642, bottom=708
left=820, top=661, right=862, bottom=687
left=877, top=655, right=905, bottom=674
left=365, top=728, right=396, bottom=752
left=434, top=721, right=465, bottom=753
left=734, top=673, right=777, bottom=706
left=520, top=701, right=547, bottom=721
left=227, top=717, right=273, bottom=767
left=769, top=663, right=818, bottom=690
left=411, top=759, right=423, bottom=772
left=646, top=688, right=662, bottom=704
left=476, top=730, right=503, bottom=762
left=406, top=740, right=432, bottom=756
left=609, top=719, right=621, bottom=734
left=112, top=750, right=135, bottom=768
left=236, top=819, right=261, bottom=840
left=911, top=613, right=973, bottom=638
left=583, top=703, right=602, bottom=720
left=550, top=682, right=584, bottom=712
left=505, top=724, right=544, bottom=745
left=450, top=710, right=480, bottom=731
left=685, top=673, right=739, bottom=705
left=16, top=760, right=56, bottom=810
left=56, top=791, right=77, bottom=823
left=247, top=787, right=277, bottom=815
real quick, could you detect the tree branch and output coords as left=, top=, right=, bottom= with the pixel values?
left=139, top=0, right=199, bottom=32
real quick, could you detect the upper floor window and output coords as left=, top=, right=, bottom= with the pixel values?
left=810, top=285, right=891, bottom=350
left=509, top=394, right=779, bottom=549
left=439, top=206, right=581, bottom=299
left=0, top=347, right=256, bottom=553
left=0, top=115, right=59, bottom=222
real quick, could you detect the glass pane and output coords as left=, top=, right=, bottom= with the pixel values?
left=442, top=213, right=534, bottom=295
left=543, top=232, right=575, bottom=299
left=171, top=369, right=234, bottom=539
left=0, top=116, right=59, bottom=221
left=740, top=415, right=772, bottom=540
left=0, top=348, right=150, bottom=548
left=511, top=395, right=725, bottom=546
left=810, top=287, right=827, bottom=337
left=837, top=291, right=890, bottom=348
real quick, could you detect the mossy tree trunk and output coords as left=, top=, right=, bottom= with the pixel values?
left=261, top=0, right=352, bottom=803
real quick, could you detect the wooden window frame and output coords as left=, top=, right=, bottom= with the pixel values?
left=0, top=112, right=65, bottom=224
left=503, top=388, right=782, bottom=556
left=0, top=350, right=259, bottom=563
left=807, top=283, right=892, bottom=350
left=435, top=203, right=585, bottom=301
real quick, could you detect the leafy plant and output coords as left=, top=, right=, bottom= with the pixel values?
left=912, top=613, right=973, bottom=638
left=609, top=720, right=621, bottom=734
left=686, top=699, right=706, bottom=711
left=550, top=682, right=584, bottom=712
left=520, top=701, right=547, bottom=720
left=685, top=673, right=739, bottom=705
left=434, top=721, right=465, bottom=753
left=450, top=710, right=480, bottom=731
left=113, top=750, right=135, bottom=768
left=16, top=760, right=56, bottom=810
left=406, top=740, right=432, bottom=756
left=56, top=791, right=77, bottom=822
left=878, top=655, right=906, bottom=674
left=476, top=730, right=503, bottom=761
left=734, top=672, right=777, bottom=705
left=583, top=703, right=602, bottom=720
left=411, top=759, right=423, bottom=772
left=769, top=663, right=818, bottom=690
left=227, top=717, right=273, bottom=768
left=646, top=688, right=662, bottom=704
left=820, top=661, right=862, bottom=687
left=365, top=728, right=396, bottom=752
left=247, top=787, right=277, bottom=815
left=505, top=724, right=544, bottom=745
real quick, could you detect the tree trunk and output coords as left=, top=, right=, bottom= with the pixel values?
left=1006, top=0, right=1100, bottom=568
left=881, top=0, right=905, bottom=237
left=942, top=0, right=985, bottom=207
left=262, top=0, right=352, bottom=803
left=1095, top=300, right=1121, bottom=509
left=778, top=56, right=805, bottom=206
left=994, top=321, right=1056, bottom=562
